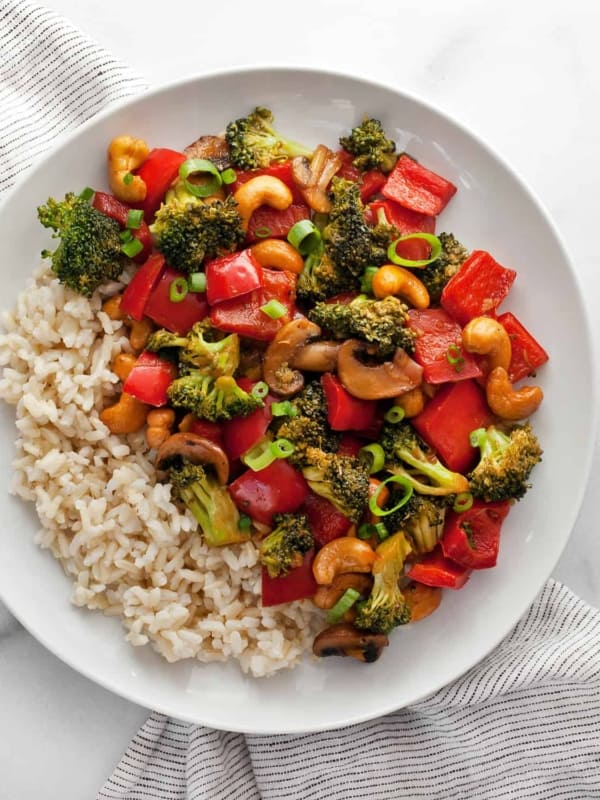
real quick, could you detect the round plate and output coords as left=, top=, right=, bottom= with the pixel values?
left=0, top=67, right=595, bottom=733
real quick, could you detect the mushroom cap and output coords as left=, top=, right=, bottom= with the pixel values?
left=263, top=318, right=322, bottom=396
left=337, top=339, right=423, bottom=400
left=312, top=623, right=389, bottom=662
left=156, top=432, right=230, bottom=485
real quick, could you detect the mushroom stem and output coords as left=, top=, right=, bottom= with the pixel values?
left=291, top=341, right=340, bottom=372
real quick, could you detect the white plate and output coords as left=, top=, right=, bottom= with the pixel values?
left=0, top=67, right=595, bottom=734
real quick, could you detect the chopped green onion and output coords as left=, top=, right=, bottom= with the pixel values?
left=253, top=226, right=272, bottom=238
left=469, top=428, right=486, bottom=448
left=242, top=438, right=276, bottom=471
left=287, top=219, right=322, bottom=255
left=121, top=238, right=143, bottom=258
left=375, top=522, right=389, bottom=540
left=220, top=168, right=237, bottom=185
left=238, top=514, right=252, bottom=531
left=384, top=405, right=406, bottom=424
left=260, top=299, right=287, bottom=319
left=79, top=187, right=94, bottom=201
left=369, top=474, right=414, bottom=517
left=358, top=523, right=377, bottom=539
left=188, top=272, right=207, bottom=293
left=271, top=438, right=295, bottom=458
left=119, top=229, right=134, bottom=243
left=453, top=492, right=474, bottom=513
left=387, top=233, right=442, bottom=268
left=359, top=443, right=385, bottom=475
left=271, top=400, right=297, bottom=417
left=179, top=158, right=222, bottom=198
left=326, top=588, right=362, bottom=625
left=251, top=381, right=269, bottom=399
left=126, top=209, right=144, bottom=229
left=169, top=277, right=189, bottom=303
left=446, top=344, right=465, bottom=373
left=122, top=172, right=134, bottom=185
left=360, top=266, right=379, bottom=294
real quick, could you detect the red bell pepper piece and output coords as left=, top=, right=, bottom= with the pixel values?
left=441, top=251, right=517, bottom=326
left=359, top=170, right=387, bottom=202
left=382, top=154, right=457, bottom=216
left=135, top=148, right=187, bottom=220
left=496, top=311, right=549, bottom=383
left=92, top=192, right=152, bottom=262
left=337, top=434, right=365, bottom=458
left=186, top=418, right=224, bottom=448
left=335, top=149, right=362, bottom=183
left=412, top=379, right=495, bottom=473
left=122, top=351, right=177, bottom=407
left=205, top=249, right=263, bottom=305
left=408, top=308, right=483, bottom=384
left=261, top=550, right=318, bottom=607
left=441, top=500, right=511, bottom=569
left=228, top=459, right=309, bottom=526
left=368, top=199, right=436, bottom=262
left=210, top=267, right=297, bottom=341
left=144, top=266, right=209, bottom=334
left=300, top=492, right=352, bottom=549
left=230, top=161, right=305, bottom=204
left=321, top=373, right=377, bottom=431
left=119, top=253, right=166, bottom=321
left=246, top=203, right=310, bottom=244
left=221, top=379, right=275, bottom=462
left=406, top=547, right=471, bottom=589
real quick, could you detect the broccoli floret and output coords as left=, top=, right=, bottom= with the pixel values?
left=37, top=193, right=124, bottom=297
left=167, top=373, right=262, bottom=422
left=385, top=493, right=448, bottom=554
left=296, top=249, right=360, bottom=303
left=147, top=321, right=240, bottom=377
left=354, top=531, right=412, bottom=634
left=259, top=513, right=314, bottom=578
left=225, top=106, right=313, bottom=170
left=275, top=382, right=340, bottom=466
left=167, top=459, right=248, bottom=547
left=419, top=232, right=469, bottom=303
left=380, top=421, right=470, bottom=496
left=339, top=117, right=397, bottom=173
left=309, top=295, right=416, bottom=357
left=150, top=195, right=244, bottom=273
left=301, top=447, right=370, bottom=523
left=468, top=423, right=542, bottom=502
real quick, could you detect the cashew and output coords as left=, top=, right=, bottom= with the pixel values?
left=108, top=136, right=149, bottom=203
left=312, top=538, right=378, bottom=586
left=313, top=573, right=374, bottom=609
left=112, top=353, right=137, bottom=382
left=462, top=316, right=512, bottom=373
left=146, top=408, right=176, bottom=450
left=393, top=386, right=425, bottom=418
left=102, top=294, right=124, bottom=321
left=372, top=264, right=430, bottom=309
left=251, top=239, right=304, bottom=274
left=129, top=318, right=154, bottom=352
left=403, top=582, right=442, bottom=622
left=100, top=392, right=149, bottom=434
left=486, top=366, right=543, bottom=420
left=233, top=175, right=293, bottom=231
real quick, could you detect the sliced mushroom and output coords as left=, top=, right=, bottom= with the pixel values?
left=184, top=135, right=231, bottom=171
left=291, top=340, right=340, bottom=372
left=312, top=623, right=389, bottom=663
left=337, top=339, right=423, bottom=400
left=291, top=144, right=343, bottom=213
left=156, top=432, right=229, bottom=484
left=262, top=318, right=322, bottom=396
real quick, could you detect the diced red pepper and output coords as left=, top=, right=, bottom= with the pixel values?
left=441, top=500, right=511, bottom=569
left=261, top=550, right=318, bottom=607
left=205, top=249, right=263, bottom=305
left=228, top=459, right=309, bottom=526
left=408, top=308, right=483, bottom=384
left=144, top=266, right=209, bottom=334
left=135, top=148, right=187, bottom=220
left=122, top=351, right=178, bottom=407
left=186, top=418, right=224, bottom=448
left=92, top=192, right=152, bottom=262
left=368, top=198, right=436, bottom=262
left=325, top=291, right=359, bottom=306
left=335, top=149, right=362, bottom=183
left=119, top=253, right=166, bottom=321
left=406, top=547, right=471, bottom=589
left=300, top=492, right=352, bottom=549
left=321, top=373, right=378, bottom=431
left=382, top=154, right=457, bottom=216
left=359, top=170, right=387, bottom=203
left=221, top=379, right=275, bottom=462
left=441, top=251, right=517, bottom=326
left=496, top=311, right=549, bottom=383
left=412, top=379, right=495, bottom=473
left=230, top=161, right=305, bottom=204
left=337, top=434, right=365, bottom=458
left=246, top=203, right=310, bottom=244
left=210, top=267, right=296, bottom=341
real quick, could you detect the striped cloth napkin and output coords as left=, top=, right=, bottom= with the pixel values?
left=1, top=4, right=599, bottom=799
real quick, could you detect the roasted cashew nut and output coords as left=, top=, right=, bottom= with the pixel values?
left=112, top=353, right=137, bottom=382
left=233, top=175, right=293, bottom=231
left=372, top=264, right=430, bottom=309
left=462, top=316, right=512, bottom=373
left=100, top=392, right=149, bottom=434
left=251, top=239, right=304, bottom=274
left=486, top=366, right=543, bottom=421
left=312, top=573, right=373, bottom=610
left=403, top=582, right=442, bottom=622
left=312, top=537, right=378, bottom=586
left=146, top=408, right=176, bottom=450
left=108, top=135, right=149, bottom=203
left=392, top=386, right=425, bottom=418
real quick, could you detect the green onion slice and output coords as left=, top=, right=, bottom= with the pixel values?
left=238, top=514, right=252, bottom=531
left=260, top=299, right=287, bottom=319
left=369, top=474, right=414, bottom=517
left=119, top=229, right=134, bottom=243
left=375, top=522, right=389, bottom=540
left=384, top=405, right=406, bottom=424
left=287, top=220, right=322, bottom=255
left=179, top=158, right=223, bottom=198
left=251, top=381, right=269, bottom=400
left=79, top=187, right=94, bottom=201
left=271, top=400, right=297, bottom=417
left=169, top=277, right=189, bottom=303
left=453, top=492, right=474, bottom=513
left=359, top=443, right=385, bottom=475
left=271, top=438, right=295, bottom=458
left=220, top=168, right=237, bottom=185
left=387, top=233, right=442, bottom=268
left=121, top=238, right=143, bottom=258
left=446, top=344, right=465, bottom=372
left=326, top=588, right=362, bottom=625
left=188, top=272, right=207, bottom=293
left=360, top=266, right=379, bottom=294
left=122, top=172, right=134, bottom=185
left=126, top=209, right=144, bottom=229
left=469, top=428, right=486, bottom=448
left=253, top=226, right=272, bottom=238
left=358, top=523, right=377, bottom=539
left=242, top=438, right=276, bottom=471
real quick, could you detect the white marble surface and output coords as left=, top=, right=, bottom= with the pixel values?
left=2, top=0, right=600, bottom=796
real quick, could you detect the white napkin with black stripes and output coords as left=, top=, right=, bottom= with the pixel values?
left=1, top=4, right=599, bottom=799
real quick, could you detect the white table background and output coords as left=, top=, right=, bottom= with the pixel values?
left=2, top=0, right=600, bottom=796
